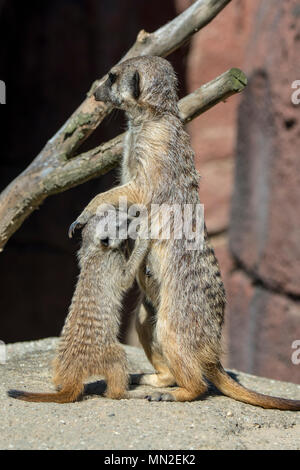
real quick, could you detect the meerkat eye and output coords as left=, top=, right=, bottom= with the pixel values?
left=101, top=237, right=110, bottom=247
left=131, top=70, right=140, bottom=100
left=108, top=72, right=117, bottom=86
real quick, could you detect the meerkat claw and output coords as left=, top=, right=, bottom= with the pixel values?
left=68, top=220, right=84, bottom=238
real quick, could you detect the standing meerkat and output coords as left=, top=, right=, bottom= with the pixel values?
left=8, top=212, right=149, bottom=403
left=70, top=56, right=300, bottom=410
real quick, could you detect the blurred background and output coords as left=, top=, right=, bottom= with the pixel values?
left=0, top=0, right=299, bottom=384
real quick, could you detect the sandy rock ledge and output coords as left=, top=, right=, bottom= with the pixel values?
left=1, top=337, right=300, bottom=450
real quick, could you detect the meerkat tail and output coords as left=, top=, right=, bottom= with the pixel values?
left=208, top=365, right=300, bottom=411
left=7, top=383, right=83, bottom=403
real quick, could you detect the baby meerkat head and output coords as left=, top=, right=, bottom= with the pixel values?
left=93, top=56, right=179, bottom=117
left=80, top=211, right=132, bottom=262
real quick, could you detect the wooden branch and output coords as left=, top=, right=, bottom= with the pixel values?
left=0, top=68, right=247, bottom=251
left=178, top=68, right=248, bottom=122
left=117, top=0, right=232, bottom=63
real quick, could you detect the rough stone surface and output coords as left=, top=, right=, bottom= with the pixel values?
left=228, top=0, right=300, bottom=379
left=227, top=271, right=300, bottom=383
left=230, top=0, right=300, bottom=296
left=1, top=338, right=300, bottom=450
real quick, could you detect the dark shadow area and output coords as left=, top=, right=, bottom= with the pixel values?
left=84, top=379, right=107, bottom=398
left=83, top=370, right=241, bottom=402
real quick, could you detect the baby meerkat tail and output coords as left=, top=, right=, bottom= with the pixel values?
left=7, top=381, right=83, bottom=403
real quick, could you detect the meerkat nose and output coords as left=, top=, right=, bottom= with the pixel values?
left=93, top=88, right=101, bottom=101
left=94, top=85, right=108, bottom=102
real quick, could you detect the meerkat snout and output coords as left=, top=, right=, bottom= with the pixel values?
left=93, top=66, right=141, bottom=107
left=93, top=83, right=109, bottom=102
left=93, top=72, right=116, bottom=101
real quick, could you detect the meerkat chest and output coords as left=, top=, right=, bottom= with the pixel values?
left=121, top=127, right=140, bottom=184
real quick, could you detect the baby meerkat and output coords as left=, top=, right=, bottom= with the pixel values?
left=70, top=56, right=300, bottom=410
left=8, top=212, right=149, bottom=403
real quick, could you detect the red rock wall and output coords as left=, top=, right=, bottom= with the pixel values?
left=228, top=0, right=300, bottom=383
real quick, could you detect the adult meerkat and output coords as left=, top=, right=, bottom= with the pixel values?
left=8, top=212, right=149, bottom=403
left=70, top=56, right=300, bottom=410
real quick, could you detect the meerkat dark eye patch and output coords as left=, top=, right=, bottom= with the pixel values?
left=131, top=70, right=140, bottom=100
left=108, top=72, right=117, bottom=86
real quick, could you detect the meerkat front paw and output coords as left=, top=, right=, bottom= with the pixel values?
left=68, top=212, right=93, bottom=238
left=68, top=220, right=84, bottom=238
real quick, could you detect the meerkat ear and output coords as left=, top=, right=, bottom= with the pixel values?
left=131, top=70, right=140, bottom=100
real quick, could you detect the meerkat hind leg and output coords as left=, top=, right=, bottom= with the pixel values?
left=144, top=339, right=208, bottom=402
left=131, top=356, right=176, bottom=388
left=103, top=345, right=129, bottom=399
left=105, top=365, right=128, bottom=400
left=134, top=305, right=176, bottom=388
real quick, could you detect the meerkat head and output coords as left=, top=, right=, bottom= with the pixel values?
left=93, top=56, right=179, bottom=117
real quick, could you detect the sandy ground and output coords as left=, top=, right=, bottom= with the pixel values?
left=1, top=337, right=300, bottom=450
